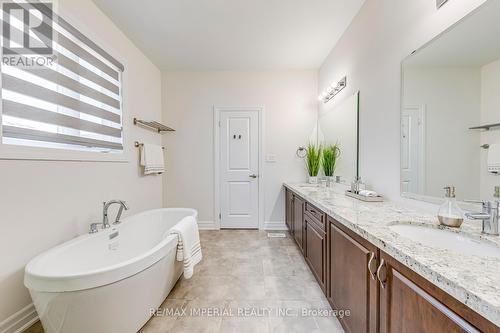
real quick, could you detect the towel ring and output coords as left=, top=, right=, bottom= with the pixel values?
left=296, top=146, right=307, bottom=158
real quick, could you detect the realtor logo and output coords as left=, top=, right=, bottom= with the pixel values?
left=2, top=1, right=55, bottom=67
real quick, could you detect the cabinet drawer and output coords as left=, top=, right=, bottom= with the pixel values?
left=305, top=202, right=325, bottom=229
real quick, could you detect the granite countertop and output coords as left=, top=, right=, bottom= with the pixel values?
left=284, top=182, right=500, bottom=327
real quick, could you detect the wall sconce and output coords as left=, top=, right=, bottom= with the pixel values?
left=436, top=0, right=449, bottom=9
left=318, top=76, right=347, bottom=104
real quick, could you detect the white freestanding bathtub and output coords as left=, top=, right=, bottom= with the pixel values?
left=24, top=208, right=197, bottom=333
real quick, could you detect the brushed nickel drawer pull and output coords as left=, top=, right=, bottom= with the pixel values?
left=368, top=252, right=377, bottom=280
left=377, top=258, right=387, bottom=289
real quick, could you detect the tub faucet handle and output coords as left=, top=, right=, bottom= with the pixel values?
left=89, top=223, right=99, bottom=234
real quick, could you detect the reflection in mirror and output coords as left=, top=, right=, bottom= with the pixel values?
left=318, top=91, right=359, bottom=184
left=401, top=0, right=500, bottom=201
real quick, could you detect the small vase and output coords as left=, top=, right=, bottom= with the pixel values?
left=325, top=176, right=334, bottom=187
left=308, top=176, right=318, bottom=184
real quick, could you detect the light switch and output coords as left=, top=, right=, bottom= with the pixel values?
left=266, top=154, right=277, bottom=163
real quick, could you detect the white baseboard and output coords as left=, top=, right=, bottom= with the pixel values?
left=198, top=220, right=287, bottom=231
left=197, top=220, right=219, bottom=230
left=0, top=304, right=38, bottom=333
left=262, top=221, right=288, bottom=230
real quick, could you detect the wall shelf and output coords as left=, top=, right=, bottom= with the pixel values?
left=133, top=118, right=175, bottom=133
left=469, top=123, right=500, bottom=130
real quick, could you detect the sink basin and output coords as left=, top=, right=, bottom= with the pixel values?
left=297, top=184, right=318, bottom=188
left=389, top=224, right=500, bottom=258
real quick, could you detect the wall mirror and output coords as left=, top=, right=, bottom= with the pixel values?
left=318, top=91, right=359, bottom=183
left=400, top=0, right=500, bottom=202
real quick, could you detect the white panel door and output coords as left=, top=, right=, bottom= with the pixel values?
left=220, top=110, right=259, bottom=229
left=401, top=106, right=425, bottom=194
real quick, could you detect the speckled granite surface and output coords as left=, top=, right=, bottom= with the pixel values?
left=284, top=182, right=500, bottom=327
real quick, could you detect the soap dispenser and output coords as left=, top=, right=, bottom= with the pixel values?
left=438, top=186, right=464, bottom=228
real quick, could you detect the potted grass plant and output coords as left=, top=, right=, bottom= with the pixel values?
left=306, top=143, right=322, bottom=184
left=323, top=143, right=341, bottom=187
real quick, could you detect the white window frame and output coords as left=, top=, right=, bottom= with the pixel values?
left=0, top=10, right=130, bottom=163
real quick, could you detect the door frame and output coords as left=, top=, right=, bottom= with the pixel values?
left=401, top=104, right=426, bottom=195
left=213, top=106, right=265, bottom=229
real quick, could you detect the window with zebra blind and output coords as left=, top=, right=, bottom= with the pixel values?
left=1, top=1, right=124, bottom=156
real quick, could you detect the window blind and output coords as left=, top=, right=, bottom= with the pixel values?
left=1, top=2, right=124, bottom=152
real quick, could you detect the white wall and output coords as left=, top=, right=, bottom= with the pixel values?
left=162, top=71, right=317, bottom=226
left=404, top=67, right=481, bottom=199
left=480, top=59, right=500, bottom=198
left=0, top=0, right=163, bottom=323
left=318, top=0, right=488, bottom=200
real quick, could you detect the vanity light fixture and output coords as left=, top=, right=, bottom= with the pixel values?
left=318, top=76, right=347, bottom=104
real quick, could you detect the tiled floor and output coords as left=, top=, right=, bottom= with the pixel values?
left=26, top=230, right=344, bottom=333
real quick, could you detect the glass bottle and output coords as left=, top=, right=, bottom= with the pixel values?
left=437, top=186, right=464, bottom=228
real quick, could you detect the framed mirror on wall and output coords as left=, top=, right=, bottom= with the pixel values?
left=400, top=0, right=500, bottom=203
left=317, top=91, right=359, bottom=184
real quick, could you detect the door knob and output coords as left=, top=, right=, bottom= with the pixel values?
left=249, top=174, right=258, bottom=179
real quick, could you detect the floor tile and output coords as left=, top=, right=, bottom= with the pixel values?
left=24, top=230, right=344, bottom=333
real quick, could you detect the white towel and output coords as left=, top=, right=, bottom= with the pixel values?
left=359, top=190, right=379, bottom=197
left=169, top=216, right=202, bottom=279
left=140, top=143, right=165, bottom=175
left=487, top=143, right=500, bottom=173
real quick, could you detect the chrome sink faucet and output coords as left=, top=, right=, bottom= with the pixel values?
left=465, top=187, right=499, bottom=236
left=102, top=200, right=129, bottom=228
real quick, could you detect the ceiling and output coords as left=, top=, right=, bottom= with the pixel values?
left=404, top=0, right=500, bottom=68
left=93, top=0, right=365, bottom=71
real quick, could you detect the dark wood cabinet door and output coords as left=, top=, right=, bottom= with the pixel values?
left=293, top=195, right=304, bottom=252
left=378, top=252, right=495, bottom=333
left=328, top=219, right=378, bottom=333
left=285, top=189, right=293, bottom=234
left=304, top=217, right=326, bottom=291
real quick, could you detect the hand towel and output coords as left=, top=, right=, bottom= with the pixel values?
left=359, top=190, right=379, bottom=197
left=140, top=143, right=165, bottom=175
left=169, top=216, right=202, bottom=279
left=487, top=143, right=500, bottom=173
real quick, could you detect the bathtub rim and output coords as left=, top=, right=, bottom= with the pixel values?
left=24, top=207, right=197, bottom=293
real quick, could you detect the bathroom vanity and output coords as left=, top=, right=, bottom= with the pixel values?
left=289, top=3, right=500, bottom=331
left=284, top=183, right=500, bottom=333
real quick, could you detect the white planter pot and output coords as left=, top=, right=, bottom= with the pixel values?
left=308, top=176, right=318, bottom=184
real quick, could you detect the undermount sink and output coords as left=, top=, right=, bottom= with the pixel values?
left=389, top=224, right=500, bottom=259
left=297, top=184, right=319, bottom=189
